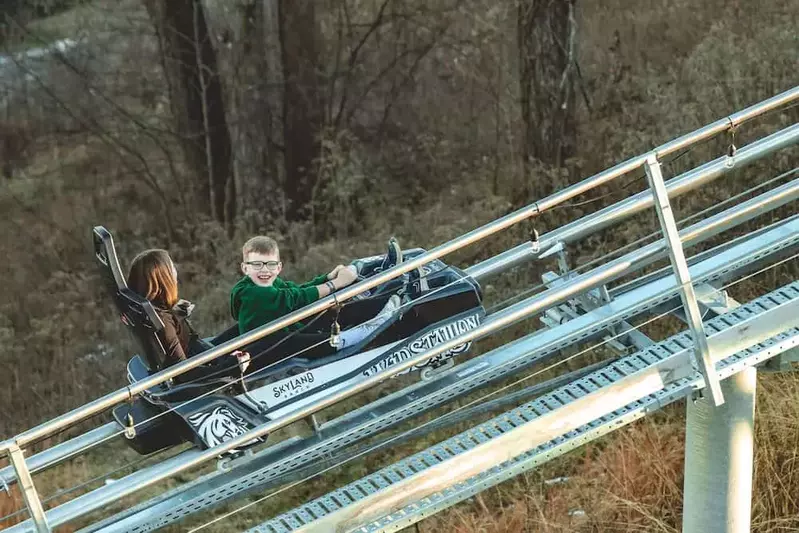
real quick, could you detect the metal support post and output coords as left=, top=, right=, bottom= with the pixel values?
left=644, top=154, right=725, bottom=406
left=695, top=283, right=740, bottom=316
left=683, top=367, right=756, bottom=533
left=672, top=284, right=739, bottom=324
left=540, top=271, right=653, bottom=354
left=307, top=414, right=322, bottom=434
left=8, top=443, right=50, bottom=533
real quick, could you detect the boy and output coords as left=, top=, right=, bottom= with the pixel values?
left=230, top=236, right=402, bottom=350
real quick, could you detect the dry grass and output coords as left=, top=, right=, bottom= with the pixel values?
left=0, top=490, right=26, bottom=530
left=1, top=0, right=798, bottom=530
left=422, top=373, right=799, bottom=533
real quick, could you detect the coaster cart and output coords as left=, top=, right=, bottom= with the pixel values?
left=92, top=227, right=484, bottom=455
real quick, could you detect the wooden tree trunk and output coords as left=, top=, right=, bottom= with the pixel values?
left=144, top=0, right=235, bottom=228
left=206, top=0, right=285, bottom=222
left=518, top=0, right=578, bottom=199
left=280, top=0, right=324, bottom=222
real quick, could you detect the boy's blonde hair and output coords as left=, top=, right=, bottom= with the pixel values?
left=242, top=236, right=279, bottom=260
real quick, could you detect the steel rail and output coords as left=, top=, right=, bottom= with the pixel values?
left=80, top=212, right=799, bottom=533
left=5, top=154, right=796, bottom=495
left=0, top=423, right=119, bottom=490
left=81, top=215, right=799, bottom=533
left=248, top=282, right=799, bottom=533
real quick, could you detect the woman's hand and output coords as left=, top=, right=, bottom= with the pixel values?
left=232, top=350, right=251, bottom=373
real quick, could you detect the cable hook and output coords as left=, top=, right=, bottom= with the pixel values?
left=124, top=399, right=137, bottom=440
left=725, top=123, right=738, bottom=168
left=329, top=303, right=342, bottom=348
left=530, top=227, right=541, bottom=254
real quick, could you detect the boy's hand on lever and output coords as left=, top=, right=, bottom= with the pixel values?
left=333, top=265, right=358, bottom=288
left=327, top=264, right=346, bottom=280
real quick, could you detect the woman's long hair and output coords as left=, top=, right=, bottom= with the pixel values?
left=127, top=249, right=178, bottom=308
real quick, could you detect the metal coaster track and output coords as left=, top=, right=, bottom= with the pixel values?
left=248, top=281, right=799, bottom=533
left=81, top=212, right=799, bottom=533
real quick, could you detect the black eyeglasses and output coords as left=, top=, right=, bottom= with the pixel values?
left=245, top=260, right=281, bottom=272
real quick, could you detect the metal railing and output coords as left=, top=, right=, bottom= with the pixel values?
left=3, top=122, right=798, bottom=495
left=9, top=160, right=799, bottom=532
left=467, top=122, right=799, bottom=281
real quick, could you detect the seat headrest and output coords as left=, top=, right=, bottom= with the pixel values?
left=92, top=226, right=167, bottom=372
left=93, top=226, right=127, bottom=291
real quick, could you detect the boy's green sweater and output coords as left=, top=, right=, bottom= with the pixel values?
left=230, top=274, right=328, bottom=334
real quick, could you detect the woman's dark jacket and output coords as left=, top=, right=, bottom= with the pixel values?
left=154, top=300, right=200, bottom=369
left=152, top=300, right=224, bottom=382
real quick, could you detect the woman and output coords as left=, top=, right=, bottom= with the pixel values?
left=127, top=249, right=248, bottom=379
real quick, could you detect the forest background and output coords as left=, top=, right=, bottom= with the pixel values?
left=0, top=0, right=798, bottom=531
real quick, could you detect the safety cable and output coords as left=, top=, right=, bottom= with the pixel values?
left=5, top=151, right=794, bottom=518
left=8, top=165, right=796, bottom=517
left=3, top=129, right=763, bottom=452
left=166, top=309, right=332, bottom=389
left=186, top=248, right=799, bottom=532
left=546, top=132, right=717, bottom=211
